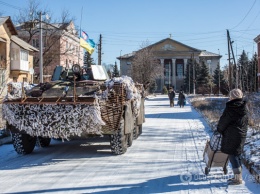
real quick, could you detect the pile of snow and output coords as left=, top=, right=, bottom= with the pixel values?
left=5, top=82, right=36, bottom=100
left=244, top=128, right=260, bottom=173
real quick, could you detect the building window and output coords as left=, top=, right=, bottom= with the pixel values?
left=20, top=50, right=28, bottom=61
left=127, top=69, right=131, bottom=75
left=164, top=59, right=172, bottom=76
left=43, top=37, right=47, bottom=48
left=176, top=59, right=184, bottom=76
left=11, top=48, right=19, bottom=60
left=0, top=69, right=6, bottom=86
left=32, top=39, right=39, bottom=48
left=13, top=77, right=17, bottom=82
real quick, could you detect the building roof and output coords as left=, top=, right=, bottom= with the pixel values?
left=117, top=52, right=136, bottom=59
left=0, top=37, right=6, bottom=42
left=0, top=16, right=18, bottom=35
left=117, top=38, right=222, bottom=60
left=199, top=50, right=222, bottom=58
left=148, top=38, right=201, bottom=52
left=11, top=35, right=39, bottom=52
left=254, top=34, right=260, bottom=42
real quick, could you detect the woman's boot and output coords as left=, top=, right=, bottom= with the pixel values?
left=228, top=173, right=242, bottom=185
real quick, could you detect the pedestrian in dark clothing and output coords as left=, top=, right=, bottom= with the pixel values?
left=217, top=88, right=248, bottom=185
left=168, top=87, right=175, bottom=107
left=178, top=90, right=185, bottom=108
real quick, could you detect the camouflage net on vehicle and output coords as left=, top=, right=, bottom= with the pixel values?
left=5, top=82, right=35, bottom=100
left=2, top=102, right=105, bottom=140
left=2, top=77, right=142, bottom=139
left=103, top=76, right=142, bottom=117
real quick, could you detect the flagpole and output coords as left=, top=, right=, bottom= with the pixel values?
left=78, top=6, right=83, bottom=65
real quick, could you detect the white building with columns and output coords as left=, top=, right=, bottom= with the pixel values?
left=118, top=38, right=221, bottom=92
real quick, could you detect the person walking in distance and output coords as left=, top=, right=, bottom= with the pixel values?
left=217, top=88, right=248, bottom=185
left=178, top=90, right=185, bottom=108
left=168, top=87, right=175, bottom=107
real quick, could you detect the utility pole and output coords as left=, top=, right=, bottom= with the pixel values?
left=227, top=30, right=232, bottom=89
left=230, top=39, right=237, bottom=89
left=98, top=34, right=102, bottom=65
left=192, top=53, right=196, bottom=95
left=218, top=49, right=220, bottom=96
left=38, top=11, right=44, bottom=83
left=218, top=62, right=221, bottom=96
left=227, top=29, right=238, bottom=89
left=189, top=55, right=191, bottom=94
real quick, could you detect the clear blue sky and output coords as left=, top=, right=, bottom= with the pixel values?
left=1, top=0, right=260, bottom=68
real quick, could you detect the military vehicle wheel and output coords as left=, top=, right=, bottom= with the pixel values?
left=205, top=167, right=210, bottom=175
left=133, top=125, right=139, bottom=140
left=138, top=124, right=143, bottom=135
left=223, top=167, right=228, bottom=175
left=127, top=131, right=133, bottom=147
left=12, top=133, right=36, bottom=154
left=110, top=119, right=127, bottom=155
left=36, top=137, right=51, bottom=147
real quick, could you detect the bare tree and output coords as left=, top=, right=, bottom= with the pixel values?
left=130, top=42, right=163, bottom=90
left=14, top=0, right=78, bottom=78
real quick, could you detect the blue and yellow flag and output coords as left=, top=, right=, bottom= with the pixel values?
left=81, top=31, right=89, bottom=41
left=87, top=39, right=95, bottom=48
left=80, top=38, right=94, bottom=54
left=80, top=30, right=95, bottom=54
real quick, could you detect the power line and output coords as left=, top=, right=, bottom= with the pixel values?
left=231, top=0, right=257, bottom=30
left=0, top=0, right=23, bottom=11
left=235, top=8, right=260, bottom=39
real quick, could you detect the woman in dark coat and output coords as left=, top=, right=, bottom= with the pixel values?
left=168, top=87, right=175, bottom=107
left=217, top=88, right=248, bottom=185
left=178, top=90, right=185, bottom=108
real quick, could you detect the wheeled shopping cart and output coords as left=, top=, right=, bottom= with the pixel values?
left=203, top=132, right=229, bottom=175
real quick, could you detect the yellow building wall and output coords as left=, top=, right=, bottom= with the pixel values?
left=0, top=24, right=12, bottom=98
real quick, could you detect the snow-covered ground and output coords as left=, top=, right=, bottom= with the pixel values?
left=0, top=95, right=259, bottom=193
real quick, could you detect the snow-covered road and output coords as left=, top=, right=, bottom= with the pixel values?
left=0, top=95, right=259, bottom=194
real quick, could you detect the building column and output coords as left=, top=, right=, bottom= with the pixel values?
left=160, top=59, right=164, bottom=90
left=171, top=58, right=176, bottom=89
left=184, top=58, right=188, bottom=77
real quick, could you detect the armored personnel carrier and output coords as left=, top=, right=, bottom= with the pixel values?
left=2, top=64, right=145, bottom=155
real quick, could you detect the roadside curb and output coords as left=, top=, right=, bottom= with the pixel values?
left=0, top=136, right=12, bottom=146
left=242, top=158, right=260, bottom=183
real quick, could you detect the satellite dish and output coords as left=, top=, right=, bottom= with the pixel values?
left=45, top=14, right=50, bottom=20
left=29, top=68, right=34, bottom=75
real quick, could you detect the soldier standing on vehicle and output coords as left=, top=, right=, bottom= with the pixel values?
left=168, top=87, right=175, bottom=107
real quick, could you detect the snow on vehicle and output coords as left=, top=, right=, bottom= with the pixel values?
left=2, top=64, right=145, bottom=155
